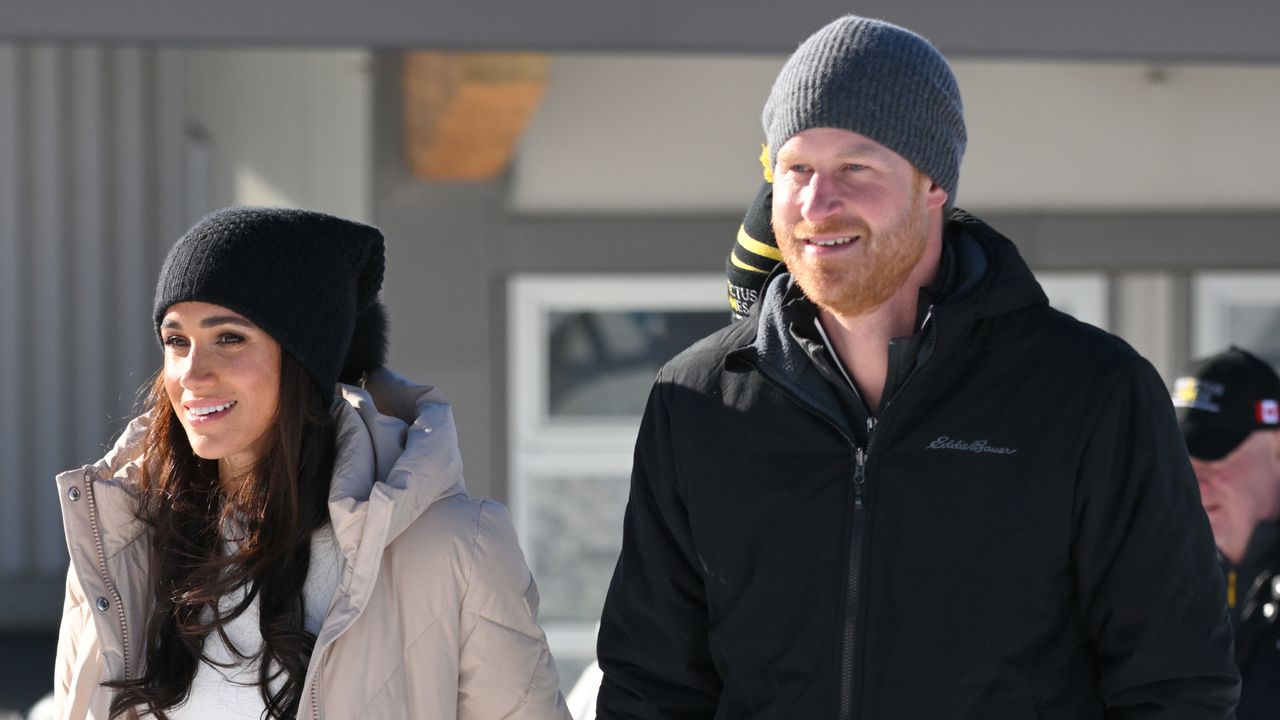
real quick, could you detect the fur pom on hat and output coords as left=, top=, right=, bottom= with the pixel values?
left=340, top=301, right=390, bottom=385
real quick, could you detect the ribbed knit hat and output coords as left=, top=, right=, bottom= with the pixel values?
left=154, top=207, right=388, bottom=405
left=762, top=15, right=967, bottom=207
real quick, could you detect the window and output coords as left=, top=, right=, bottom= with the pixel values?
left=508, top=274, right=728, bottom=685
left=1193, top=272, right=1280, bottom=367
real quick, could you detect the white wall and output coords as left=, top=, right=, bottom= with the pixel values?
left=185, top=48, right=374, bottom=221
left=512, top=54, right=778, bottom=214
left=960, top=60, right=1280, bottom=212
left=512, top=55, right=1280, bottom=213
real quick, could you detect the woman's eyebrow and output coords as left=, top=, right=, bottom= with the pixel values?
left=200, top=315, right=254, bottom=329
left=160, top=315, right=255, bottom=330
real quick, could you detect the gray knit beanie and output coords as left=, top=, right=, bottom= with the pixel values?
left=763, top=15, right=967, bottom=207
left=154, top=207, right=387, bottom=405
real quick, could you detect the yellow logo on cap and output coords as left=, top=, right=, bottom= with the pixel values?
left=1173, top=378, right=1199, bottom=404
left=1172, top=377, right=1224, bottom=412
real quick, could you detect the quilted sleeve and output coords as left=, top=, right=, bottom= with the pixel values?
left=457, top=500, right=571, bottom=720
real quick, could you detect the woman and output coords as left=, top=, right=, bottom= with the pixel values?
left=54, top=208, right=570, bottom=719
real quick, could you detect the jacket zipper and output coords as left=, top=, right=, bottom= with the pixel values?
left=742, top=309, right=935, bottom=719
left=310, top=662, right=321, bottom=719
left=740, top=366, right=865, bottom=720
left=82, top=468, right=130, bottom=679
left=837, top=445, right=867, bottom=720
left=839, top=345, right=929, bottom=716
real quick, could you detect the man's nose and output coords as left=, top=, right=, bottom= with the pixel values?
left=801, top=173, right=845, bottom=224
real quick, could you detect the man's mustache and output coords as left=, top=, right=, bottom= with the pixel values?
left=776, top=218, right=872, bottom=240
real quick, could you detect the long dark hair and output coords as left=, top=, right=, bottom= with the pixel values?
left=107, top=351, right=336, bottom=719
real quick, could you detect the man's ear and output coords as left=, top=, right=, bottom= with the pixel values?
left=924, top=179, right=947, bottom=211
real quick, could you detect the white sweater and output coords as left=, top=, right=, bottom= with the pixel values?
left=167, top=524, right=343, bottom=719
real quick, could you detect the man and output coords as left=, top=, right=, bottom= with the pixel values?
left=596, top=15, right=1238, bottom=719
left=1175, top=347, right=1280, bottom=719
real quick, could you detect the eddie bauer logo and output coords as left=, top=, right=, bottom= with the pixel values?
left=927, top=436, right=1018, bottom=455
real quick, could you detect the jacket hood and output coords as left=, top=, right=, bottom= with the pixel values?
left=941, top=210, right=1048, bottom=322
left=327, top=366, right=466, bottom=571
left=733, top=211, right=1047, bottom=427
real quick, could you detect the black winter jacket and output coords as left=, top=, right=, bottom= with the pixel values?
left=597, top=213, right=1239, bottom=719
left=1223, top=523, right=1280, bottom=720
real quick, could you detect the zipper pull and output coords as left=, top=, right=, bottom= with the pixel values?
left=854, top=447, right=867, bottom=508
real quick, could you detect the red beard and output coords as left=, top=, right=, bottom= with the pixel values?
left=774, top=194, right=927, bottom=317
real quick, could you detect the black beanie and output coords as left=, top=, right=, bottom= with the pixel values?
left=726, top=181, right=784, bottom=321
left=154, top=207, right=388, bottom=405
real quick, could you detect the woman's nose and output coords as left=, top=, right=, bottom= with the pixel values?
left=180, top=347, right=217, bottom=389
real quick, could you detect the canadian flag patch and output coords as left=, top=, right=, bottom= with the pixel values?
left=1259, top=399, right=1280, bottom=425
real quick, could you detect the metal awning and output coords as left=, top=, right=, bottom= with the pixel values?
left=2, top=0, right=1278, bottom=63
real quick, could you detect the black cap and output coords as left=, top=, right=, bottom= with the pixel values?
left=1173, top=346, right=1280, bottom=460
left=154, top=207, right=388, bottom=405
left=726, top=181, right=783, bottom=321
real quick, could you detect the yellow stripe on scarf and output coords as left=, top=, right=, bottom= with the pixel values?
left=736, top=225, right=782, bottom=261
left=731, top=252, right=769, bottom=273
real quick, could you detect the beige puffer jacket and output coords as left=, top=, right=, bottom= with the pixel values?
left=54, top=368, right=571, bottom=720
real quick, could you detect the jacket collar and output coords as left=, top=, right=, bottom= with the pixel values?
left=726, top=211, right=1046, bottom=422
left=327, top=367, right=466, bottom=575
left=940, top=209, right=1048, bottom=322
left=743, top=272, right=853, bottom=434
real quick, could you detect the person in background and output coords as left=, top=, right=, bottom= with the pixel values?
left=54, top=208, right=570, bottom=719
left=596, top=14, right=1238, bottom=719
left=1174, top=346, right=1280, bottom=720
